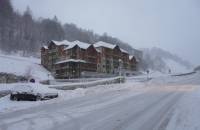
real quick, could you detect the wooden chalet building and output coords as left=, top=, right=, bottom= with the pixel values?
left=41, top=40, right=138, bottom=78
left=93, top=41, right=130, bottom=74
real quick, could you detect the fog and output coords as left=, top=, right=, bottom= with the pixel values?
left=11, top=0, right=200, bottom=66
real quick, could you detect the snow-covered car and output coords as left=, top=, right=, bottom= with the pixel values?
left=10, top=85, right=58, bottom=101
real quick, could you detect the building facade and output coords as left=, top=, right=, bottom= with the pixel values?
left=41, top=40, right=138, bottom=78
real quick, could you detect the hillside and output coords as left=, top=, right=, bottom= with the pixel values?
left=0, top=0, right=140, bottom=59
left=140, top=47, right=193, bottom=73
left=0, top=54, right=53, bottom=81
left=194, top=66, right=200, bottom=72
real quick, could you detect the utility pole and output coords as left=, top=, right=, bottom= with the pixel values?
left=119, top=59, right=122, bottom=83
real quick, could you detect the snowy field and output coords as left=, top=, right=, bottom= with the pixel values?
left=0, top=54, right=53, bottom=81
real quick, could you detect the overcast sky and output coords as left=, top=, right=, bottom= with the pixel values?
left=11, top=0, right=200, bottom=66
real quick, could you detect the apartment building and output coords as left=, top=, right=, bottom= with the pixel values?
left=41, top=40, right=138, bottom=78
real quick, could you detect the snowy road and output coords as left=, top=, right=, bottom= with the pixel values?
left=0, top=86, right=187, bottom=130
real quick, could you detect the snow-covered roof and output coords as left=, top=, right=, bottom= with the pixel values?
left=64, top=43, right=75, bottom=50
left=129, top=55, right=134, bottom=60
left=71, top=41, right=90, bottom=50
left=51, top=40, right=70, bottom=46
left=129, top=55, right=139, bottom=62
left=51, top=40, right=91, bottom=50
left=55, top=59, right=86, bottom=64
left=94, top=41, right=128, bottom=54
left=50, top=40, right=129, bottom=54
left=120, top=48, right=128, bottom=53
left=93, top=41, right=117, bottom=49
left=42, top=46, right=48, bottom=49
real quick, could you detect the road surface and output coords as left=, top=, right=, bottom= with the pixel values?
left=0, top=86, right=187, bottom=130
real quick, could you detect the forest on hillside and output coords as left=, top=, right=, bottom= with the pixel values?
left=1, top=0, right=192, bottom=72
left=0, top=0, right=137, bottom=56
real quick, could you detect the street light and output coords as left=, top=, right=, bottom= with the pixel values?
left=118, top=59, right=123, bottom=83
left=118, top=59, right=122, bottom=77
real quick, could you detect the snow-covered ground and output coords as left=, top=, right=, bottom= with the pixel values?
left=0, top=54, right=200, bottom=130
left=0, top=83, right=58, bottom=113
left=0, top=54, right=53, bottom=81
left=0, top=72, right=199, bottom=130
left=166, top=85, right=200, bottom=130
left=0, top=79, right=146, bottom=114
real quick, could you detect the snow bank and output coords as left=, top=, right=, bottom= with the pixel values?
left=0, top=79, right=146, bottom=114
left=0, top=54, right=53, bottom=81
left=0, top=83, right=57, bottom=95
left=49, top=76, right=125, bottom=90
